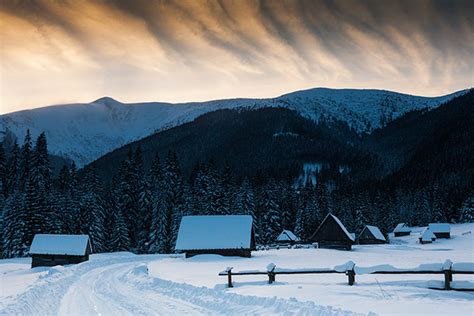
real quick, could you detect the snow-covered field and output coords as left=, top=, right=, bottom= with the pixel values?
left=1, top=224, right=473, bottom=315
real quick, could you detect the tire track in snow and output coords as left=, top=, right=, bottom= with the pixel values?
left=59, top=263, right=209, bottom=315
left=0, top=254, right=146, bottom=315
left=2, top=254, right=366, bottom=315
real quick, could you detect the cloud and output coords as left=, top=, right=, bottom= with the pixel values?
left=0, top=0, right=473, bottom=114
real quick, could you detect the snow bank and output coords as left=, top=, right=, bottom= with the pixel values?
left=451, top=281, right=474, bottom=290
left=39, top=265, right=71, bottom=281
left=334, top=261, right=355, bottom=273
left=124, top=263, right=367, bottom=316
left=354, top=262, right=445, bottom=274
left=452, top=262, right=474, bottom=272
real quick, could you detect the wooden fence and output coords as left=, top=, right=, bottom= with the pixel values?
left=218, top=260, right=474, bottom=291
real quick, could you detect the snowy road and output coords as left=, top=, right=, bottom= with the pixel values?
left=2, top=253, right=358, bottom=315
left=58, top=262, right=209, bottom=315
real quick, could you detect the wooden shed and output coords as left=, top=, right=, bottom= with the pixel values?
left=276, top=230, right=300, bottom=244
left=310, top=213, right=355, bottom=250
left=357, top=225, right=387, bottom=244
left=428, top=223, right=450, bottom=239
left=419, top=229, right=436, bottom=244
left=29, top=234, right=92, bottom=268
left=175, top=215, right=256, bottom=258
left=393, top=223, right=411, bottom=237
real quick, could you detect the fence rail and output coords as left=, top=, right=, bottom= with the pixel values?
left=218, top=260, right=474, bottom=290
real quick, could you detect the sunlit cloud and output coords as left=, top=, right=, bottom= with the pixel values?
left=0, top=0, right=472, bottom=114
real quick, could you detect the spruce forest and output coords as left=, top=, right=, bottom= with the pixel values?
left=1, top=91, right=473, bottom=258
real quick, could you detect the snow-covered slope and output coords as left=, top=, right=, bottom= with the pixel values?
left=1, top=88, right=466, bottom=166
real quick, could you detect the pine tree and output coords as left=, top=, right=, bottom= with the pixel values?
left=148, top=193, right=172, bottom=253
left=149, top=151, right=184, bottom=253
left=459, top=190, right=474, bottom=223
left=115, top=147, right=149, bottom=250
left=2, top=191, right=28, bottom=257
left=217, top=164, right=234, bottom=215
left=109, top=207, right=131, bottom=252
left=19, top=130, right=32, bottom=190
left=0, top=144, right=6, bottom=197
left=431, top=184, right=447, bottom=222
left=24, top=176, right=46, bottom=243
left=137, top=176, right=153, bottom=253
left=294, top=182, right=320, bottom=241
left=235, top=179, right=257, bottom=231
left=79, top=166, right=106, bottom=252
left=57, top=165, right=74, bottom=233
left=31, top=132, right=51, bottom=192
left=5, top=142, right=20, bottom=195
left=259, top=181, right=282, bottom=244
left=353, top=192, right=369, bottom=235
left=279, top=181, right=297, bottom=231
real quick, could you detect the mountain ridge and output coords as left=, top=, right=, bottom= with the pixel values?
left=1, top=87, right=469, bottom=166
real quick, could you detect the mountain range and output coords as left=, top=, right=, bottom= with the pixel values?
left=1, top=88, right=466, bottom=166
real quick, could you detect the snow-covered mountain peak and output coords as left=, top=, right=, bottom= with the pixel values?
left=1, top=88, right=468, bottom=166
left=92, top=97, right=122, bottom=106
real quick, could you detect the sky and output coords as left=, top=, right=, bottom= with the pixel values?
left=1, top=0, right=473, bottom=114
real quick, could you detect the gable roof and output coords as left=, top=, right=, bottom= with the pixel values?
left=29, top=234, right=91, bottom=256
left=393, top=223, right=411, bottom=233
left=428, top=223, right=450, bottom=233
left=420, top=229, right=437, bottom=241
left=362, top=225, right=386, bottom=241
left=175, top=215, right=254, bottom=251
left=277, top=230, right=300, bottom=242
left=330, top=214, right=355, bottom=241
left=312, top=213, right=355, bottom=242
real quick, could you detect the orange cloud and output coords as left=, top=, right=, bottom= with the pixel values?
left=0, top=0, right=472, bottom=114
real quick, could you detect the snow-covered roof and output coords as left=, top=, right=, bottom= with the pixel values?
left=29, top=234, right=91, bottom=256
left=428, top=223, right=450, bottom=233
left=393, top=223, right=411, bottom=233
left=326, top=214, right=355, bottom=242
left=276, top=230, right=300, bottom=242
left=420, top=229, right=436, bottom=241
left=175, top=215, right=254, bottom=251
left=364, top=225, right=386, bottom=241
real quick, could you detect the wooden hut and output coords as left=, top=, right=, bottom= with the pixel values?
left=428, top=223, right=451, bottom=239
left=310, top=213, right=355, bottom=250
left=276, top=230, right=300, bottom=244
left=175, top=215, right=255, bottom=258
left=357, top=225, right=387, bottom=244
left=393, top=223, right=411, bottom=237
left=419, top=229, right=437, bottom=244
left=29, top=234, right=92, bottom=268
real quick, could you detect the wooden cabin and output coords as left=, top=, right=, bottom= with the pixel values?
left=393, top=223, right=411, bottom=237
left=428, top=223, right=451, bottom=239
left=419, top=229, right=437, bottom=244
left=276, top=230, right=300, bottom=244
left=357, top=225, right=387, bottom=244
left=29, top=234, right=92, bottom=268
left=310, top=213, right=355, bottom=250
left=175, top=215, right=256, bottom=258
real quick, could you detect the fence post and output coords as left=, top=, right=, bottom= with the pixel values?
left=267, top=263, right=276, bottom=284
left=346, top=262, right=356, bottom=286
left=226, top=267, right=233, bottom=288
left=443, top=260, right=453, bottom=290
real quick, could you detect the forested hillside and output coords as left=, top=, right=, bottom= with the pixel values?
left=0, top=91, right=472, bottom=257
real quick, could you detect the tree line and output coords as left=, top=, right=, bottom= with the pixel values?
left=0, top=130, right=472, bottom=258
